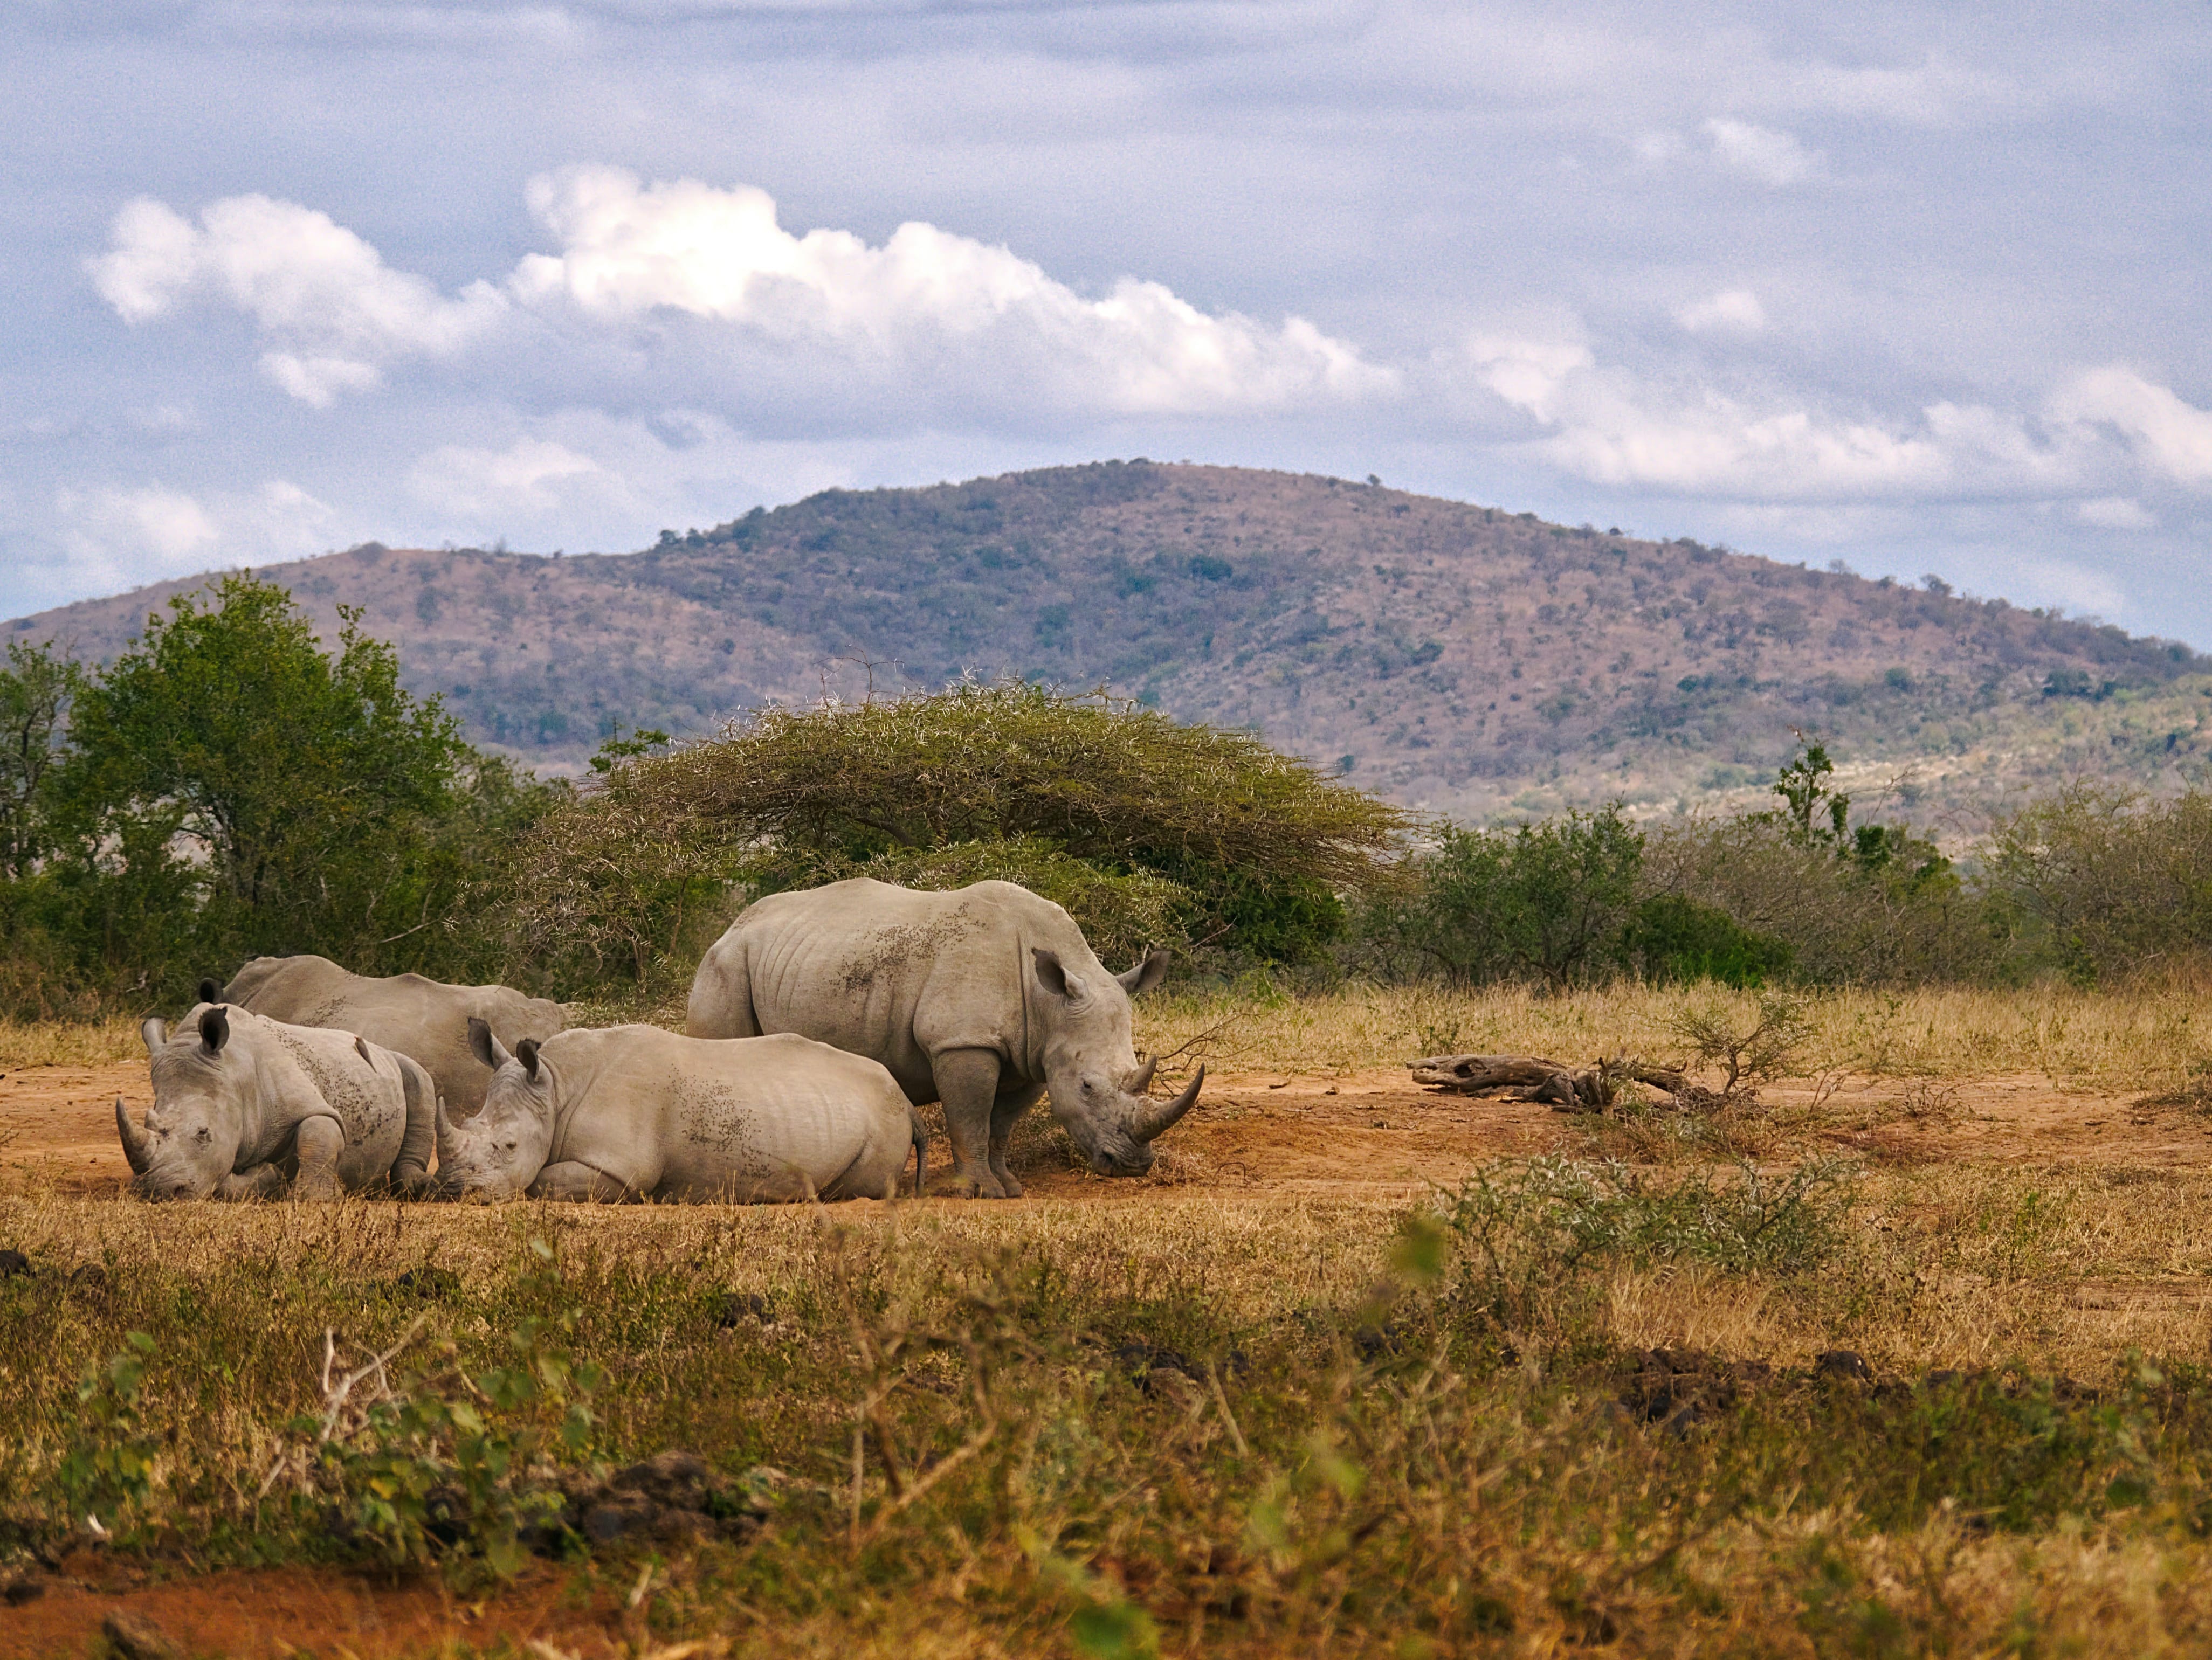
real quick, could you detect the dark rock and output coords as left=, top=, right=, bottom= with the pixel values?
left=713, top=1291, right=775, bottom=1329
left=549, top=1451, right=781, bottom=1552
left=1814, top=1350, right=1873, bottom=1384
left=0, top=1568, right=46, bottom=1604
left=1112, top=1339, right=1197, bottom=1387
left=0, top=1250, right=29, bottom=1278
left=100, top=1608, right=185, bottom=1660
left=1350, top=1323, right=1410, bottom=1364
left=1618, top=1347, right=1743, bottom=1429
left=390, top=1265, right=460, bottom=1300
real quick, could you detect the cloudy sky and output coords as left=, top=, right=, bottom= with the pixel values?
left=6, top=2, right=2210, bottom=642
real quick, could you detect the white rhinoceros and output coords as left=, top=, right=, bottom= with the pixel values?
left=434, top=1020, right=925, bottom=1204
left=213, top=955, right=566, bottom=1116
left=118, top=1004, right=437, bottom=1201
left=685, top=878, right=1201, bottom=1198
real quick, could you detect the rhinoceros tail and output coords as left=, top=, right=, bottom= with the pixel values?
left=909, top=1105, right=927, bottom=1199
left=392, top=1054, right=438, bottom=1198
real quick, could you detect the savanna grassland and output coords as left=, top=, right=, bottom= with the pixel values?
left=9, top=981, right=2212, bottom=1657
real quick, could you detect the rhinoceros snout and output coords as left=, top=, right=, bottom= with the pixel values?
left=1091, top=1145, right=1156, bottom=1178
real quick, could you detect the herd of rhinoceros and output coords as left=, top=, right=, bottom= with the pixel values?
left=114, top=878, right=1205, bottom=1205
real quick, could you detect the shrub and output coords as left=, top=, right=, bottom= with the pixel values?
left=1983, top=786, right=2212, bottom=983
left=1372, top=805, right=1644, bottom=989
left=518, top=681, right=1411, bottom=983
left=1623, top=893, right=1793, bottom=987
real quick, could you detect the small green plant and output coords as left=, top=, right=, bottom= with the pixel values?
left=278, top=1240, right=605, bottom=1575
left=55, top=1331, right=159, bottom=1537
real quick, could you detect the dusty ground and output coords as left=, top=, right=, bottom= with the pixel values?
left=4, top=1061, right=2206, bottom=1657
left=10, top=1061, right=2196, bottom=1198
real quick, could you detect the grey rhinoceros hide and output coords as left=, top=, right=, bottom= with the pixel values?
left=119, top=1004, right=436, bottom=1201
left=217, top=954, right=566, bottom=1115
left=684, top=878, right=1200, bottom=1199
left=437, top=1022, right=924, bottom=1204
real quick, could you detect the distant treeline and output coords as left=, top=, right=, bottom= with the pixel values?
left=0, top=575, right=2203, bottom=1019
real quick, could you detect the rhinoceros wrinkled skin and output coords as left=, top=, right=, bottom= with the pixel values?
left=685, top=879, right=1201, bottom=1198
left=118, top=1004, right=437, bottom=1201
left=216, top=954, right=566, bottom=1116
left=436, top=1021, right=926, bottom=1205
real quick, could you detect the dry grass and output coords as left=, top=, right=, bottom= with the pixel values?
left=0, top=1015, right=144, bottom=1069
left=16, top=984, right=2212, bottom=1654
left=1139, top=977, right=2212, bottom=1092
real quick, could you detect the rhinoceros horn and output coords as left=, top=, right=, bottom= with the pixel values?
left=1130, top=1064, right=1204, bottom=1143
left=116, top=1098, right=150, bottom=1175
left=1125, top=1055, right=1158, bottom=1096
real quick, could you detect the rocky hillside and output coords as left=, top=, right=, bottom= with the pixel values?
left=13, top=462, right=2210, bottom=827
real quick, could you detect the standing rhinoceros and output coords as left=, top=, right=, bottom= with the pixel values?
left=213, top=955, right=565, bottom=1116
left=685, top=879, right=1202, bottom=1198
left=435, top=1020, right=925, bottom=1204
left=118, top=1003, right=436, bottom=1201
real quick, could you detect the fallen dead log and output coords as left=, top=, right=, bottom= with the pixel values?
left=1408, top=1053, right=1718, bottom=1113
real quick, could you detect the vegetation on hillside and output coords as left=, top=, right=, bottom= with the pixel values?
left=15, top=464, right=2209, bottom=826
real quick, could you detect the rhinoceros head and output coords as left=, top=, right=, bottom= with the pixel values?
left=122, top=1007, right=247, bottom=1200
left=436, top=1019, right=555, bottom=1200
left=1031, top=946, right=1202, bottom=1177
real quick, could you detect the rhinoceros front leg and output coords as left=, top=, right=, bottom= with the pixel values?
left=291, top=1116, right=347, bottom=1201
left=528, top=1161, right=637, bottom=1203
left=933, top=1048, right=1009, bottom=1199
left=988, top=1082, right=1045, bottom=1199
left=213, top=1164, right=288, bottom=1201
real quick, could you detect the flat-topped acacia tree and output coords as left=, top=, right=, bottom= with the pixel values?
left=518, top=681, right=1412, bottom=988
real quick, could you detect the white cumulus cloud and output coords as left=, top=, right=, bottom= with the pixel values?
left=1703, top=119, right=1816, bottom=186
left=2050, top=366, right=2212, bottom=486
left=1675, top=288, right=1767, bottom=334
left=89, top=171, right=1392, bottom=420
left=88, top=195, right=511, bottom=405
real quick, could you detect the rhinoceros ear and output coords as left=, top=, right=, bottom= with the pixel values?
left=1032, top=947, right=1073, bottom=1000
left=140, top=1018, right=168, bottom=1056
left=1115, top=949, right=1170, bottom=998
left=516, top=1038, right=541, bottom=1082
left=467, top=1016, right=512, bottom=1070
left=197, top=978, right=220, bottom=1007
left=199, top=1006, right=230, bottom=1055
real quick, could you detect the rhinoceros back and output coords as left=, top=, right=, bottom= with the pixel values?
left=223, top=954, right=564, bottom=1115
left=688, top=879, right=1104, bottom=1104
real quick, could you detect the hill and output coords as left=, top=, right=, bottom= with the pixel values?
left=12, top=461, right=2210, bottom=828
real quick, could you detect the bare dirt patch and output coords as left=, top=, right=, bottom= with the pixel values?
left=0, top=1557, right=627, bottom=1660
left=10, top=1062, right=2204, bottom=1200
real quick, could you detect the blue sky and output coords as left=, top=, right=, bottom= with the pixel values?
left=6, top=2, right=2210, bottom=642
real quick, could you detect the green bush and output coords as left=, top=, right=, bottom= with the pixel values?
left=1370, top=805, right=1644, bottom=989
left=519, top=681, right=1410, bottom=983
left=1622, top=892, right=1793, bottom=987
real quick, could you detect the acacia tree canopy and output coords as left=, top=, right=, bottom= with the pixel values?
left=519, top=681, right=1414, bottom=983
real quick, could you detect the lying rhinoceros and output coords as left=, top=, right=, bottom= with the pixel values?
left=435, top=1020, right=925, bottom=1204
left=119, top=1003, right=436, bottom=1201
left=212, top=955, right=565, bottom=1116
left=685, top=878, right=1201, bottom=1198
